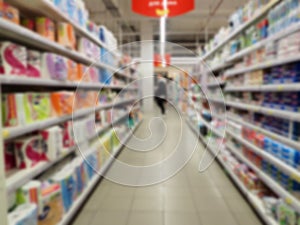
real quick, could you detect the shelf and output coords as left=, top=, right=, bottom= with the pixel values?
left=227, top=115, right=300, bottom=150
left=210, top=62, right=232, bottom=72
left=0, top=19, right=126, bottom=77
left=7, top=0, right=115, bottom=54
left=227, top=130, right=300, bottom=182
left=227, top=22, right=300, bottom=62
left=225, top=54, right=300, bottom=78
left=0, top=76, right=138, bottom=91
left=226, top=143, right=300, bottom=213
left=225, top=83, right=300, bottom=92
left=217, top=153, right=278, bottom=225
left=206, top=81, right=226, bottom=88
left=200, top=0, right=280, bottom=60
left=226, top=100, right=300, bottom=122
left=5, top=111, right=133, bottom=193
left=58, top=120, right=142, bottom=225
left=6, top=148, right=75, bottom=193
left=3, top=98, right=137, bottom=140
left=207, top=97, right=226, bottom=104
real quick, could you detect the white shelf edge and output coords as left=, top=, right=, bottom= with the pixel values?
left=225, top=54, right=300, bottom=78
left=58, top=120, right=142, bottom=225
left=226, top=101, right=300, bottom=122
left=200, top=0, right=280, bottom=60
left=227, top=130, right=300, bottom=182
left=0, top=76, right=137, bottom=91
left=227, top=115, right=300, bottom=150
left=227, top=22, right=300, bottom=62
left=3, top=98, right=137, bottom=140
left=225, top=83, right=300, bottom=92
left=226, top=143, right=300, bottom=213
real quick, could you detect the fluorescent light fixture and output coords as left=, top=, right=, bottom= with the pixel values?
left=160, top=0, right=168, bottom=67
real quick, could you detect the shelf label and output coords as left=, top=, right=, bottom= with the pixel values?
left=291, top=173, right=300, bottom=183
left=2, top=130, right=10, bottom=138
left=277, top=86, right=284, bottom=91
left=285, top=197, right=293, bottom=205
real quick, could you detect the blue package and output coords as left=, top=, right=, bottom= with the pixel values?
left=264, top=137, right=272, bottom=153
left=52, top=170, right=76, bottom=213
left=271, top=140, right=281, bottom=159
left=84, top=152, right=98, bottom=181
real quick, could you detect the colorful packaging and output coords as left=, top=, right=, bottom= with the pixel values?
left=3, top=3, right=19, bottom=24
left=14, top=136, right=47, bottom=169
left=38, top=183, right=63, bottom=225
left=51, top=92, right=74, bottom=116
left=57, top=22, right=76, bottom=49
left=60, top=121, right=74, bottom=148
left=27, top=50, right=41, bottom=78
left=84, top=150, right=98, bottom=180
left=277, top=201, right=296, bottom=225
left=77, top=64, right=86, bottom=81
left=40, top=126, right=63, bottom=161
left=8, top=204, right=38, bottom=225
left=36, top=18, right=55, bottom=41
left=67, top=60, right=78, bottom=81
left=16, top=181, right=42, bottom=214
left=3, top=93, right=26, bottom=127
left=51, top=168, right=76, bottom=213
left=24, top=93, right=51, bottom=123
left=0, top=42, right=27, bottom=76
left=21, top=19, right=35, bottom=31
left=72, top=158, right=86, bottom=196
left=0, top=0, right=3, bottom=18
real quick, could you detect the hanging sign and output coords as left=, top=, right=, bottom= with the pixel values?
left=154, top=54, right=171, bottom=67
left=132, top=0, right=194, bottom=17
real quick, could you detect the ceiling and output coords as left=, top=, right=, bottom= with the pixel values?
left=85, top=0, right=248, bottom=57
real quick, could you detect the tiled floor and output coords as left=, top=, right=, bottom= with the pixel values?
left=74, top=108, right=263, bottom=225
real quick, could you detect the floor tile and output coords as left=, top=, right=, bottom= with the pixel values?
left=90, top=211, right=129, bottom=225
left=200, top=211, right=239, bottom=225
left=131, top=196, right=163, bottom=211
left=127, top=211, right=163, bottom=225
left=233, top=212, right=263, bottom=225
left=99, top=196, right=133, bottom=211
left=73, top=211, right=95, bottom=225
left=164, top=196, right=196, bottom=212
left=165, top=212, right=202, bottom=225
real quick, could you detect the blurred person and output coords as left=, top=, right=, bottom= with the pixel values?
left=155, top=74, right=167, bottom=115
left=167, top=78, right=174, bottom=104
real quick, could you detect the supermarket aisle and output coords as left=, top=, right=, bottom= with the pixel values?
left=73, top=109, right=263, bottom=225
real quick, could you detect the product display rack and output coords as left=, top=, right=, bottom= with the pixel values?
left=200, top=0, right=280, bottom=61
left=186, top=0, right=300, bottom=223
left=57, top=120, right=142, bottom=225
left=0, top=18, right=131, bottom=80
left=0, top=2, right=142, bottom=224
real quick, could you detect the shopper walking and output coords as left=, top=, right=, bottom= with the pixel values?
left=155, top=74, right=167, bottom=115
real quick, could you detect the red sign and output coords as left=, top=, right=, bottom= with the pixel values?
left=132, top=0, right=194, bottom=17
left=154, top=54, right=171, bottom=67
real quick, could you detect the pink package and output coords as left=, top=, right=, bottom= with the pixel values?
left=88, top=67, right=98, bottom=82
left=27, top=50, right=41, bottom=78
left=14, top=136, right=47, bottom=169
left=60, top=121, right=74, bottom=148
left=0, top=42, right=27, bottom=76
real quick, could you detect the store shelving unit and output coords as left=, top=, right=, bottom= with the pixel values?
left=200, top=0, right=280, bottom=61
left=185, top=0, right=300, bottom=223
left=0, top=2, right=142, bottom=224
left=58, top=120, right=142, bottom=225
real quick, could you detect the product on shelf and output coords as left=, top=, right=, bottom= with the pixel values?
left=0, top=42, right=27, bottom=76
left=1, top=3, right=19, bottom=24
left=36, top=17, right=55, bottom=42
left=57, top=22, right=76, bottom=49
